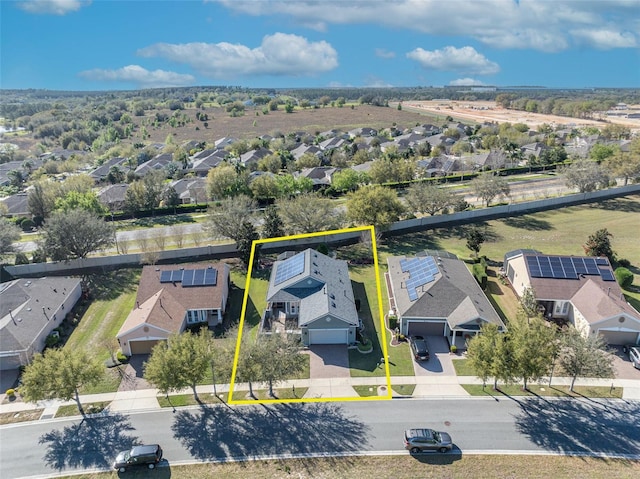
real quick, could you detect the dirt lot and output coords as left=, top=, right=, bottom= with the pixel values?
left=402, top=100, right=640, bottom=131
left=137, top=104, right=439, bottom=146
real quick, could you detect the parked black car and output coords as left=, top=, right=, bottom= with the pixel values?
left=113, top=444, right=163, bottom=472
left=409, top=335, right=430, bottom=361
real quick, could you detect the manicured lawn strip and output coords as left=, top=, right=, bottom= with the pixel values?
left=461, top=384, right=623, bottom=399
left=52, top=455, right=640, bottom=479
left=353, top=385, right=383, bottom=397
left=0, top=409, right=43, bottom=425
left=157, top=394, right=219, bottom=408
left=452, top=358, right=476, bottom=376
left=391, top=384, right=416, bottom=396
left=54, top=401, right=111, bottom=418
left=80, top=368, right=124, bottom=395
left=230, top=387, right=309, bottom=402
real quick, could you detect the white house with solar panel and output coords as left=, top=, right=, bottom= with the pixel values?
left=504, top=250, right=640, bottom=346
left=116, top=263, right=230, bottom=355
left=264, top=248, right=359, bottom=346
left=386, top=251, right=505, bottom=348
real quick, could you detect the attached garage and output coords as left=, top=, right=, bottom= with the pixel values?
left=598, top=330, right=640, bottom=346
left=129, top=339, right=162, bottom=355
left=308, top=328, right=348, bottom=345
left=407, top=320, right=445, bottom=337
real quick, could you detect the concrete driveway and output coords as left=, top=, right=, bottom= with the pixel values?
left=307, top=345, right=350, bottom=379
left=610, top=345, right=640, bottom=380
left=412, top=336, right=457, bottom=377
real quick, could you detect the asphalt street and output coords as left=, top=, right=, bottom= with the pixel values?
left=1, top=397, right=639, bottom=479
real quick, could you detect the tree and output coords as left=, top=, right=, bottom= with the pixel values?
left=275, top=174, right=314, bottom=198
left=7, top=169, right=24, bottom=188
left=162, top=185, right=181, bottom=212
left=405, top=182, right=454, bottom=216
left=583, top=228, right=615, bottom=262
left=40, top=209, right=114, bottom=260
left=519, top=287, right=539, bottom=319
left=466, top=323, right=502, bottom=389
left=471, top=173, right=510, bottom=207
left=28, top=181, right=58, bottom=223
left=249, top=174, right=280, bottom=201
left=604, top=140, right=640, bottom=185
left=258, top=154, right=282, bottom=173
left=346, top=185, right=405, bottom=233
left=557, top=327, right=614, bottom=391
left=236, top=220, right=259, bottom=267
left=509, top=311, right=558, bottom=390
left=206, top=163, right=249, bottom=199
left=20, top=348, right=104, bottom=415
left=0, top=218, right=21, bottom=259
left=142, top=169, right=167, bottom=213
left=255, top=334, right=305, bottom=397
left=203, top=195, right=256, bottom=243
left=589, top=143, right=616, bottom=163
left=123, top=180, right=146, bottom=216
left=368, top=157, right=415, bottom=185
left=144, top=329, right=213, bottom=402
left=54, top=191, right=107, bottom=216
left=563, top=159, right=609, bottom=193
left=277, top=193, right=344, bottom=234
left=262, top=205, right=284, bottom=239
left=331, top=168, right=366, bottom=193
left=465, top=227, right=486, bottom=257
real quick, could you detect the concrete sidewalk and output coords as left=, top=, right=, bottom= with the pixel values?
left=2, top=374, right=639, bottom=421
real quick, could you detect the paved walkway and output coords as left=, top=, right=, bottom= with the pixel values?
left=2, top=374, right=639, bottom=421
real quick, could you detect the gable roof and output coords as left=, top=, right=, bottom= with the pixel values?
left=1, top=277, right=82, bottom=353
left=387, top=252, right=503, bottom=329
left=118, top=262, right=229, bottom=337
left=571, top=279, right=640, bottom=324
left=267, top=248, right=358, bottom=326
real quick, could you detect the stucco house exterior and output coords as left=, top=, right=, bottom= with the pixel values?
left=386, top=251, right=505, bottom=348
left=263, top=248, right=359, bottom=346
left=1, top=276, right=82, bottom=370
left=504, top=249, right=640, bottom=345
left=117, top=262, right=230, bottom=355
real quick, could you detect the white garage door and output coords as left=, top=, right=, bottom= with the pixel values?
left=309, top=329, right=348, bottom=345
left=599, top=330, right=639, bottom=346
left=130, top=339, right=162, bottom=355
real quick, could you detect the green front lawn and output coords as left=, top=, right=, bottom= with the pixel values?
left=461, top=384, right=623, bottom=398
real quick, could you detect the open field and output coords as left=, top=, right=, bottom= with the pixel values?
left=402, top=100, right=640, bottom=131
left=53, top=455, right=640, bottom=479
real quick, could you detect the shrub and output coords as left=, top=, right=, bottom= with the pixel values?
left=472, top=263, right=487, bottom=288
left=316, top=243, right=329, bottom=256
left=45, top=333, right=60, bottom=347
left=14, top=253, right=29, bottom=265
left=20, top=218, right=34, bottom=231
left=388, top=315, right=398, bottom=330
left=450, top=345, right=458, bottom=354
left=5, top=388, right=15, bottom=397
left=614, top=267, right=634, bottom=289
left=617, top=258, right=631, bottom=268
left=116, top=351, right=128, bottom=363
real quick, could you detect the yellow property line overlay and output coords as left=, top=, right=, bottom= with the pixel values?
left=229, top=224, right=391, bottom=405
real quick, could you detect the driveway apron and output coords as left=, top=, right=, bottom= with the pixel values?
left=308, top=345, right=350, bottom=379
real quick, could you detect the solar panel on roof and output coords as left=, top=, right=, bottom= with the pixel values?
left=404, top=256, right=439, bottom=302
left=595, top=257, right=609, bottom=266
left=600, top=269, right=616, bottom=281
left=584, top=258, right=600, bottom=275
left=274, top=252, right=305, bottom=285
left=181, top=269, right=195, bottom=287
left=204, top=268, right=217, bottom=286
left=160, top=271, right=172, bottom=283
left=194, top=269, right=205, bottom=285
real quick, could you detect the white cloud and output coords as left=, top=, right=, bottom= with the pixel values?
left=17, top=0, right=90, bottom=15
left=449, top=78, right=486, bottom=86
left=407, top=46, right=500, bottom=75
left=137, top=33, right=338, bottom=78
left=79, top=65, right=195, bottom=88
left=210, top=0, right=639, bottom=52
left=375, top=48, right=396, bottom=59
left=570, top=29, right=637, bottom=49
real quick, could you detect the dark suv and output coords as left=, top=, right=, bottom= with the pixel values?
left=409, top=335, right=430, bottom=361
left=404, top=428, right=453, bottom=453
left=113, top=444, right=163, bottom=472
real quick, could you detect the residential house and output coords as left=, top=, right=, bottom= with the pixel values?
left=97, top=183, right=129, bottom=213
left=0, top=192, right=29, bottom=218
left=1, top=277, right=82, bottom=370
left=295, top=167, right=338, bottom=188
left=116, top=262, right=230, bottom=355
left=189, top=149, right=228, bottom=177
left=89, top=157, right=129, bottom=183
left=263, top=248, right=359, bottom=346
left=291, top=144, right=323, bottom=161
left=239, top=147, right=272, bottom=169
left=504, top=250, right=640, bottom=345
left=386, top=251, right=505, bottom=348
left=168, top=178, right=207, bottom=204
left=135, top=152, right=174, bottom=176
left=348, top=127, right=378, bottom=139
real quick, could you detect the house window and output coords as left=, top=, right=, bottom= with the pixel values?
left=562, top=302, right=569, bottom=315
left=289, top=302, right=299, bottom=315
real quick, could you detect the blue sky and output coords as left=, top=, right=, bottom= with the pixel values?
left=1, top=0, right=639, bottom=91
